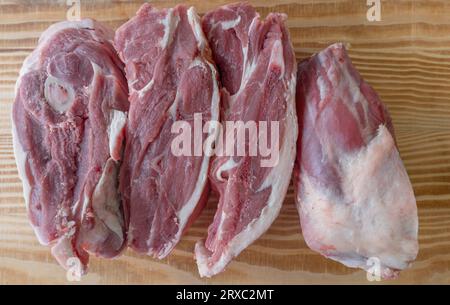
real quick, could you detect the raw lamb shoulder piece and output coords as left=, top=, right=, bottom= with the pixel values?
left=12, top=19, right=129, bottom=272
left=196, top=3, right=298, bottom=277
left=294, top=43, right=418, bottom=278
left=115, top=4, right=220, bottom=258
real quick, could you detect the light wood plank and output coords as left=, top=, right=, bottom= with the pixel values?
left=0, top=0, right=449, bottom=284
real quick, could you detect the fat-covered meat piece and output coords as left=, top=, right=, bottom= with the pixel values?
left=114, top=4, right=220, bottom=258
left=12, top=19, right=129, bottom=272
left=195, top=3, right=298, bottom=277
left=294, top=43, right=418, bottom=278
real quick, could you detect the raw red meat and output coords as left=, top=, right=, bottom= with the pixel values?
left=294, top=43, right=418, bottom=278
left=12, top=19, right=129, bottom=272
left=115, top=4, right=220, bottom=258
left=195, top=3, right=298, bottom=277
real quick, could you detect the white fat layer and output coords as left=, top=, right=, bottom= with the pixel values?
left=215, top=211, right=228, bottom=243
left=215, top=158, right=240, bottom=182
left=108, top=110, right=127, bottom=159
left=90, top=158, right=124, bottom=245
left=91, top=61, right=102, bottom=79
left=189, top=58, right=205, bottom=70
left=205, top=4, right=249, bottom=35
left=167, top=85, right=181, bottom=119
left=238, top=45, right=257, bottom=95
left=220, top=15, right=241, bottom=30
left=187, top=7, right=207, bottom=51
left=137, top=78, right=154, bottom=98
left=160, top=8, right=179, bottom=49
left=232, top=16, right=259, bottom=100
left=44, top=75, right=75, bottom=113
left=317, top=75, right=327, bottom=101
left=297, top=125, right=418, bottom=272
left=80, top=194, right=89, bottom=224
left=195, top=72, right=298, bottom=278
left=154, top=60, right=221, bottom=259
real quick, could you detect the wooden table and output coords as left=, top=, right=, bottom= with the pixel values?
left=1, top=0, right=449, bottom=284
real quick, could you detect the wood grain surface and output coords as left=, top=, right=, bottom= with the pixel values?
left=1, top=0, right=449, bottom=284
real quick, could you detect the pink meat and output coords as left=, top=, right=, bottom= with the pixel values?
left=114, top=4, right=220, bottom=258
left=12, top=19, right=129, bottom=272
left=196, top=3, right=298, bottom=277
left=294, top=43, right=418, bottom=278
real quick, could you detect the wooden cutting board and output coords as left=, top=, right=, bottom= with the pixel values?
left=1, top=0, right=449, bottom=284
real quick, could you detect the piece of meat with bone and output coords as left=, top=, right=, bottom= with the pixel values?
left=195, top=3, right=298, bottom=277
left=114, top=4, right=220, bottom=258
left=12, top=19, right=129, bottom=273
left=294, top=43, right=418, bottom=278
